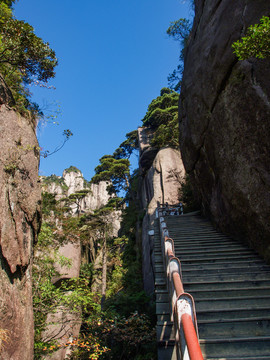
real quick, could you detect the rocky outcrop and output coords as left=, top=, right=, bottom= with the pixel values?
left=138, top=127, right=185, bottom=293
left=0, top=83, right=41, bottom=358
left=138, top=127, right=159, bottom=173
left=42, top=169, right=111, bottom=214
left=179, top=1, right=270, bottom=259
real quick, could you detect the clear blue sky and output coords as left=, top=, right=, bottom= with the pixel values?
left=14, top=0, right=193, bottom=180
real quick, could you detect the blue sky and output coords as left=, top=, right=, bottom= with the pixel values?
left=14, top=0, right=193, bottom=180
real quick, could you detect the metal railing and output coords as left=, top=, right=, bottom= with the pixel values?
left=156, top=205, right=204, bottom=360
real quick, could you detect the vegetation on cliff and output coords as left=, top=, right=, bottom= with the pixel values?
left=142, top=87, right=179, bottom=149
left=232, top=16, right=270, bottom=60
left=35, top=163, right=156, bottom=359
left=0, top=0, right=57, bottom=119
left=167, top=18, right=192, bottom=91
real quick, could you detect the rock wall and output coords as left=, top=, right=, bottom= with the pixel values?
left=179, top=1, right=270, bottom=259
left=0, top=81, right=41, bottom=359
left=138, top=127, right=185, bottom=294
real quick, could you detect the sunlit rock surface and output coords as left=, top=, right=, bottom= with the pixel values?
left=179, top=0, right=270, bottom=260
left=42, top=169, right=111, bottom=214
left=0, top=80, right=41, bottom=359
left=138, top=128, right=185, bottom=294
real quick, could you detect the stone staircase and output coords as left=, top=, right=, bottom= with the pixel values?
left=154, top=212, right=270, bottom=360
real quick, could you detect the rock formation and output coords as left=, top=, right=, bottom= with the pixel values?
left=179, top=1, right=270, bottom=259
left=0, top=79, right=41, bottom=359
left=42, top=168, right=112, bottom=214
left=40, top=168, right=121, bottom=359
left=138, top=127, right=185, bottom=294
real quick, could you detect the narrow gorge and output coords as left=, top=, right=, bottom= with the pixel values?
left=0, top=0, right=269, bottom=359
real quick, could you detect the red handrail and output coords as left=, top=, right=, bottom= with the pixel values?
left=158, top=208, right=204, bottom=360
left=182, top=313, right=204, bottom=360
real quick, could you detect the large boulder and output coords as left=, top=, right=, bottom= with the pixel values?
left=179, top=0, right=270, bottom=259
left=139, top=147, right=185, bottom=294
left=0, top=100, right=41, bottom=358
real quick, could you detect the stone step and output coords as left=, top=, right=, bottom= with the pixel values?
left=175, top=252, right=256, bottom=262
left=197, top=306, right=270, bottom=321
left=180, top=257, right=264, bottom=267
left=190, top=286, right=270, bottom=299
left=178, top=259, right=265, bottom=271
left=173, top=247, right=254, bottom=256
left=195, top=295, right=270, bottom=311
left=199, top=336, right=270, bottom=358
left=155, top=253, right=262, bottom=265
left=205, top=357, right=270, bottom=360
left=179, top=253, right=263, bottom=263
left=172, top=242, right=248, bottom=249
left=157, top=313, right=172, bottom=323
left=180, top=264, right=270, bottom=275
left=182, top=271, right=270, bottom=283
left=198, top=318, right=270, bottom=339
left=157, top=322, right=175, bottom=341
left=155, top=214, right=270, bottom=359
left=157, top=340, right=177, bottom=360
left=184, top=279, right=270, bottom=291
left=156, top=302, right=171, bottom=315
left=168, top=233, right=234, bottom=239
left=154, top=246, right=252, bottom=256
left=156, top=292, right=170, bottom=302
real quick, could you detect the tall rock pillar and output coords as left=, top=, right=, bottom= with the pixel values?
left=0, top=79, right=41, bottom=359
left=138, top=127, right=185, bottom=294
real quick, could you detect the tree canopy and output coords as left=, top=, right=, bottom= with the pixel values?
left=0, top=2, right=57, bottom=117
left=142, top=88, right=179, bottom=149
left=166, top=18, right=192, bottom=91
left=0, top=0, right=16, bottom=7
left=91, top=155, right=130, bottom=195
left=232, top=16, right=270, bottom=60
left=113, top=130, right=139, bottom=160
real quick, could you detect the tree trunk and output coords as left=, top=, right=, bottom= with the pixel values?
left=101, top=235, right=107, bottom=309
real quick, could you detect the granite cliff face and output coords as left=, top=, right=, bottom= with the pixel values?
left=179, top=1, right=270, bottom=259
left=42, top=168, right=111, bottom=214
left=138, top=127, right=185, bottom=294
left=0, top=80, right=41, bottom=359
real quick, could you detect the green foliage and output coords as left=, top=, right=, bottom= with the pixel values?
left=70, top=313, right=155, bottom=360
left=232, top=16, right=270, bottom=60
left=167, top=18, right=192, bottom=90
left=167, top=18, right=192, bottom=43
left=0, top=3, right=57, bottom=82
left=65, top=165, right=81, bottom=173
left=0, top=0, right=16, bottom=8
left=37, top=136, right=155, bottom=359
left=41, top=192, right=58, bottom=217
left=0, top=2, right=57, bottom=118
left=33, top=223, right=99, bottom=359
left=92, top=156, right=130, bottom=195
left=142, top=88, right=179, bottom=149
left=142, top=89, right=178, bottom=127
left=179, top=174, right=199, bottom=213
left=42, top=174, right=68, bottom=192
left=66, top=189, right=91, bottom=216
left=113, top=130, right=139, bottom=159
